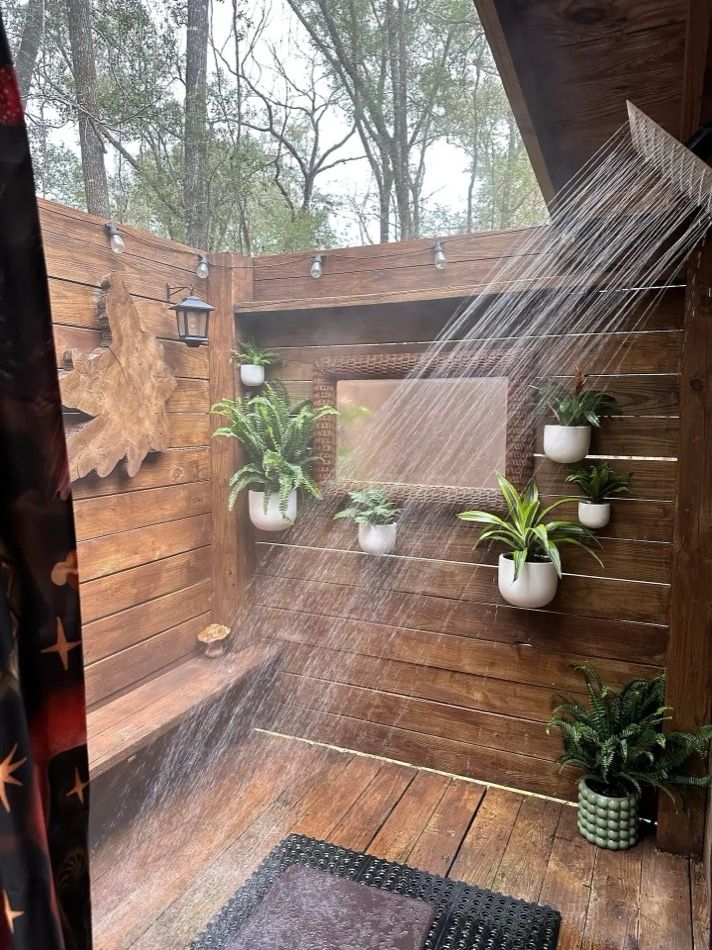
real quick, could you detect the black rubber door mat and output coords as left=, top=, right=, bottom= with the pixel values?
left=191, top=834, right=561, bottom=950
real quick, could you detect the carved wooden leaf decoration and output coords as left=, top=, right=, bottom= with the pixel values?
left=60, top=273, right=177, bottom=481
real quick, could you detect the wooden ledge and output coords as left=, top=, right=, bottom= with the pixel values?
left=87, top=644, right=278, bottom=778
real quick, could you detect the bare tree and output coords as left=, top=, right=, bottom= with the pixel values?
left=184, top=0, right=210, bottom=248
left=65, top=0, right=110, bottom=215
left=14, top=0, right=45, bottom=102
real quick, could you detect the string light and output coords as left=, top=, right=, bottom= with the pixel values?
left=310, top=253, right=324, bottom=279
left=104, top=222, right=125, bottom=254
left=196, top=254, right=209, bottom=279
left=433, top=240, right=446, bottom=270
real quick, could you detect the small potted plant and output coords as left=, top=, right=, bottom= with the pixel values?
left=212, top=383, right=336, bottom=530
left=458, top=475, right=601, bottom=609
left=231, top=342, right=281, bottom=387
left=537, top=369, right=620, bottom=464
left=548, top=665, right=712, bottom=850
left=334, top=489, right=402, bottom=556
left=566, top=461, right=632, bottom=529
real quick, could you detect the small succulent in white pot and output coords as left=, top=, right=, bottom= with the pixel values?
left=458, top=475, right=601, bottom=609
left=548, top=665, right=712, bottom=850
left=566, top=461, right=632, bottom=529
left=212, top=383, right=337, bottom=531
left=231, top=342, right=281, bottom=387
left=537, top=369, right=620, bottom=464
left=334, top=489, right=401, bottom=556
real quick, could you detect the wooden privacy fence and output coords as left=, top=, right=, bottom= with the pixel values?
left=39, top=199, right=711, bottom=855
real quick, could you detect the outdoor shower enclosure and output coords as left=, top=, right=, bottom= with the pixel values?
left=46, top=192, right=708, bottom=878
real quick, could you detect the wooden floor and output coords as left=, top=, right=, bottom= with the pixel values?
left=90, top=730, right=710, bottom=949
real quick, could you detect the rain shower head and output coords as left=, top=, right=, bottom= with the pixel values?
left=627, top=101, right=712, bottom=215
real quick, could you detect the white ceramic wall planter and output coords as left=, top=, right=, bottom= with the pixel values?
left=248, top=489, right=297, bottom=531
left=543, top=424, right=591, bottom=463
left=578, top=500, right=611, bottom=529
left=358, top=523, right=397, bottom=556
left=240, top=364, right=265, bottom=387
left=497, top=553, right=559, bottom=608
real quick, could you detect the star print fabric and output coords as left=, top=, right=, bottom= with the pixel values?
left=0, top=14, right=92, bottom=950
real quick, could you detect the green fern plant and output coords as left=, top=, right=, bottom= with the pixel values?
left=566, top=461, right=632, bottom=504
left=536, top=368, right=620, bottom=427
left=334, top=489, right=401, bottom=526
left=547, top=665, right=712, bottom=801
left=230, top=341, right=281, bottom=367
left=458, top=474, right=601, bottom=579
left=212, top=382, right=337, bottom=514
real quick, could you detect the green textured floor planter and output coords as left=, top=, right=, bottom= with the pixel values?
left=577, top=779, right=640, bottom=850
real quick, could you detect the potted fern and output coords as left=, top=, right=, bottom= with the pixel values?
left=334, top=489, right=402, bottom=556
left=458, top=475, right=601, bottom=608
left=548, top=665, right=712, bottom=850
left=566, top=461, right=632, bottom=529
left=537, top=369, right=620, bottom=464
left=212, top=383, right=337, bottom=530
left=231, top=342, right=281, bottom=387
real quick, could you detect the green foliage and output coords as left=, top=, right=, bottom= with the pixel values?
left=231, top=343, right=281, bottom=368
left=458, top=475, right=601, bottom=580
left=566, top=461, right=632, bottom=504
left=547, top=665, right=712, bottom=800
left=536, top=370, right=620, bottom=427
left=212, top=383, right=337, bottom=515
left=334, top=489, right=401, bottom=526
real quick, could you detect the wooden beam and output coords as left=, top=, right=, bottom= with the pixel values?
left=206, top=253, right=254, bottom=634
left=657, top=237, right=712, bottom=855
left=473, top=0, right=555, bottom=204
left=680, top=0, right=712, bottom=140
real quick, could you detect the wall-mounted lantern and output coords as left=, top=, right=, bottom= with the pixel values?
left=166, top=284, right=214, bottom=347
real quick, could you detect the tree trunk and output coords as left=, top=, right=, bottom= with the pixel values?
left=15, top=0, right=45, bottom=103
left=184, top=0, right=210, bottom=248
left=66, top=0, right=110, bottom=216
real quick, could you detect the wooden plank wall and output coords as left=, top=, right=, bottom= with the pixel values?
left=243, top=243, right=683, bottom=802
left=40, top=199, right=214, bottom=709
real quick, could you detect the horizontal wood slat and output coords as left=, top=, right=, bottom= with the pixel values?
left=71, top=448, right=210, bottom=500
left=80, top=547, right=211, bottom=623
left=274, top=673, right=560, bottom=760
left=255, top=514, right=671, bottom=584
left=83, top=579, right=212, bottom=665
left=74, top=482, right=210, bottom=540
left=251, top=575, right=667, bottom=667
left=255, top=606, right=662, bottom=693
left=79, top=515, right=211, bottom=581
left=255, top=543, right=669, bottom=625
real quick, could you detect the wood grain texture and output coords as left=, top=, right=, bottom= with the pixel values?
left=60, top=273, right=177, bottom=480
left=208, top=252, right=254, bottom=631
left=658, top=240, right=712, bottom=855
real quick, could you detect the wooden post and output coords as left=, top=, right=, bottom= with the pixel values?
left=206, top=252, right=254, bottom=636
left=657, top=237, right=712, bottom=855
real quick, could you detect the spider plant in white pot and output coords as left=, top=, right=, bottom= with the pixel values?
left=334, top=489, right=402, bottom=555
left=212, top=383, right=337, bottom=531
left=548, top=665, right=712, bottom=850
left=566, top=461, right=632, bottom=529
left=537, top=369, right=620, bottom=464
left=458, top=475, right=601, bottom=608
left=231, top=342, right=281, bottom=387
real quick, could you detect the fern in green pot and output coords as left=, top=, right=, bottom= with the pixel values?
left=547, top=665, right=712, bottom=850
left=212, top=382, right=337, bottom=531
left=458, top=475, right=600, bottom=609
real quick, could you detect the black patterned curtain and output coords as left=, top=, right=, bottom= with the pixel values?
left=0, top=14, right=92, bottom=950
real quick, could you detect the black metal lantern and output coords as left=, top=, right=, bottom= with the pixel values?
left=167, top=285, right=214, bottom=347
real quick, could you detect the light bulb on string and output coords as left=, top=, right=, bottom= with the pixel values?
left=197, top=254, right=209, bottom=279
left=105, top=222, right=125, bottom=254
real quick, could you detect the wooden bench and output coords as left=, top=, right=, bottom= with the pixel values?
left=87, top=644, right=277, bottom=778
